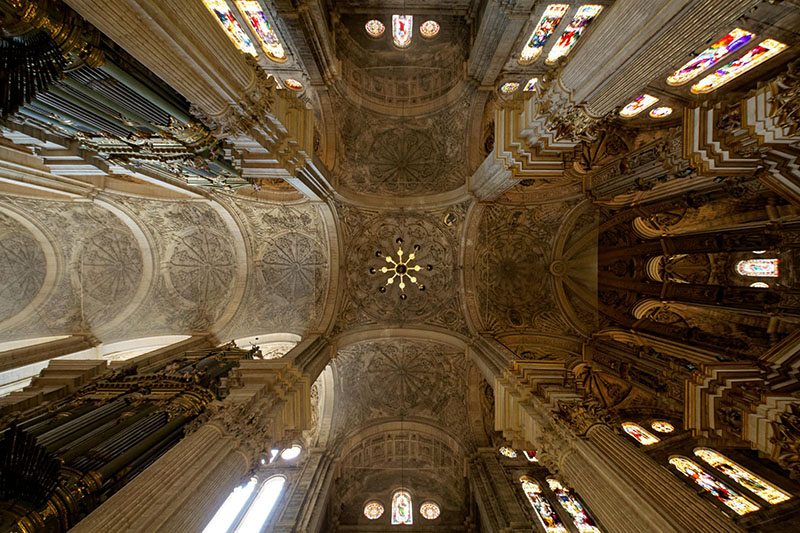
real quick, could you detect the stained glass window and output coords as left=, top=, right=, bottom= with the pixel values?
left=692, top=39, right=787, bottom=94
left=420, top=20, right=440, bottom=38
left=235, top=1, right=286, bottom=62
left=366, top=19, right=385, bottom=37
left=500, top=82, right=520, bottom=94
left=667, top=29, right=755, bottom=86
left=649, top=106, right=673, bottom=118
left=736, top=259, right=779, bottom=277
left=392, top=15, right=413, bottom=48
left=519, top=4, right=570, bottom=65
left=694, top=448, right=791, bottom=504
left=619, top=95, right=659, bottom=118
left=651, top=421, right=674, bottom=433
left=750, top=282, right=769, bottom=288
left=420, top=502, right=440, bottom=520
left=524, top=450, right=539, bottom=462
left=391, top=490, right=413, bottom=525
left=669, top=457, right=759, bottom=515
left=521, top=479, right=569, bottom=533
left=546, top=479, right=601, bottom=533
left=203, top=0, right=257, bottom=57
left=622, top=422, right=660, bottom=445
left=546, top=5, right=603, bottom=65
left=284, top=78, right=304, bottom=91
left=236, top=475, right=286, bottom=532
left=499, top=446, right=518, bottom=458
left=203, top=478, right=257, bottom=533
left=280, top=445, right=301, bottom=460
left=523, top=78, right=539, bottom=92
left=364, top=501, right=384, bottom=520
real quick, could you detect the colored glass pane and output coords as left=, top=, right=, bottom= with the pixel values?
left=694, top=448, right=791, bottom=504
left=649, top=106, right=673, bottom=118
left=521, top=480, right=568, bottom=533
left=651, top=421, right=674, bottom=433
left=546, top=5, right=603, bottom=64
left=519, top=4, right=569, bottom=65
left=364, top=501, right=384, bottom=519
left=622, top=422, right=660, bottom=445
left=524, top=78, right=539, bottom=92
left=236, top=476, right=286, bottom=532
left=499, top=446, right=518, bottom=458
left=392, top=15, right=413, bottom=48
left=523, top=450, right=539, bottom=462
left=391, top=490, right=413, bottom=525
left=667, top=28, right=755, bottom=85
left=547, top=479, right=601, bottom=533
left=203, top=478, right=256, bottom=533
left=366, top=19, right=385, bottom=37
left=736, top=258, right=779, bottom=277
left=619, top=94, right=659, bottom=118
left=235, top=1, right=286, bottom=62
left=669, top=457, right=759, bottom=515
left=420, top=502, right=440, bottom=520
left=692, top=39, right=787, bottom=94
left=750, top=282, right=769, bottom=288
left=203, top=0, right=257, bottom=57
left=420, top=20, right=440, bottom=38
left=500, top=82, right=520, bottom=94
left=284, top=79, right=303, bottom=91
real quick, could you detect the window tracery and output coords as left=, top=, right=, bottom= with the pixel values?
left=669, top=456, right=759, bottom=515
left=203, top=0, right=257, bottom=57
left=546, top=479, right=601, bottom=533
left=694, top=449, right=791, bottom=504
left=391, top=490, right=413, bottom=525
left=392, top=15, right=413, bottom=48
left=736, top=258, right=779, bottom=277
left=622, top=422, right=660, bottom=445
left=546, top=5, right=603, bottom=65
left=691, top=39, right=787, bottom=94
left=667, top=28, right=755, bottom=85
left=519, top=4, right=570, bottom=65
left=521, top=478, right=568, bottom=532
left=234, top=1, right=286, bottom=62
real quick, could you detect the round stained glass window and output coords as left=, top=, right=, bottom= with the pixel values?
left=651, top=421, right=675, bottom=433
left=499, top=446, right=517, bottom=458
left=750, top=282, right=769, bottom=288
left=420, top=20, right=440, bottom=38
left=284, top=78, right=303, bottom=91
left=280, top=445, right=302, bottom=460
left=649, top=106, right=673, bottom=118
left=499, top=82, right=519, bottom=94
left=420, top=502, right=440, bottom=520
left=365, top=19, right=385, bottom=37
left=364, top=501, right=384, bottom=520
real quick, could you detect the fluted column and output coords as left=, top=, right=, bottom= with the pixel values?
left=0, top=334, right=99, bottom=373
left=271, top=449, right=335, bottom=532
left=72, top=424, right=247, bottom=533
left=469, top=451, right=533, bottom=532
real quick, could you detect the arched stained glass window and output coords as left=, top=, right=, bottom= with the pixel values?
left=692, top=39, right=787, bottom=94
left=669, top=456, right=759, bottom=515
left=235, top=1, right=287, bottom=62
left=236, top=475, right=286, bottom=532
left=619, top=95, right=659, bottom=118
left=524, top=78, right=539, bottom=92
left=736, top=258, right=779, bottom=277
left=392, top=15, right=413, bottom=48
left=694, top=448, right=791, bottom=504
left=622, top=422, right=660, bottom=445
left=364, top=501, right=384, bottom=520
left=203, top=0, right=257, bottom=57
left=391, top=490, right=413, bottom=525
left=523, top=450, right=539, bottom=462
left=203, top=478, right=257, bottom=533
left=519, top=4, right=570, bottom=65
left=546, top=479, right=601, bottom=533
left=499, top=446, right=517, bottom=458
left=667, top=28, right=755, bottom=85
left=521, top=479, right=568, bottom=532
left=546, top=5, right=603, bottom=65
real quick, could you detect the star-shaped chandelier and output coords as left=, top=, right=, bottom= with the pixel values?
left=371, top=238, right=433, bottom=300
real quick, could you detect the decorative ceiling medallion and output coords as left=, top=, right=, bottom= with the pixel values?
left=371, top=237, right=432, bottom=299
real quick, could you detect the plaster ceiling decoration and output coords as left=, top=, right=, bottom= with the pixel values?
left=0, top=212, right=46, bottom=324
left=335, top=203, right=466, bottom=334
left=333, top=99, right=471, bottom=197
left=166, top=228, right=235, bottom=305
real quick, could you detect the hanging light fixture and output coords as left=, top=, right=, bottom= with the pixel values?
left=371, top=238, right=432, bottom=300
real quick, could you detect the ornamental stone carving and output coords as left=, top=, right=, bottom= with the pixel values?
left=166, top=228, right=235, bottom=306
left=0, top=217, right=46, bottom=324
left=260, top=232, right=326, bottom=306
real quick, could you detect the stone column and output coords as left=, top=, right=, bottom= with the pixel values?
left=271, top=449, right=335, bottom=533
left=468, top=450, right=534, bottom=533
left=0, top=334, right=99, bottom=373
